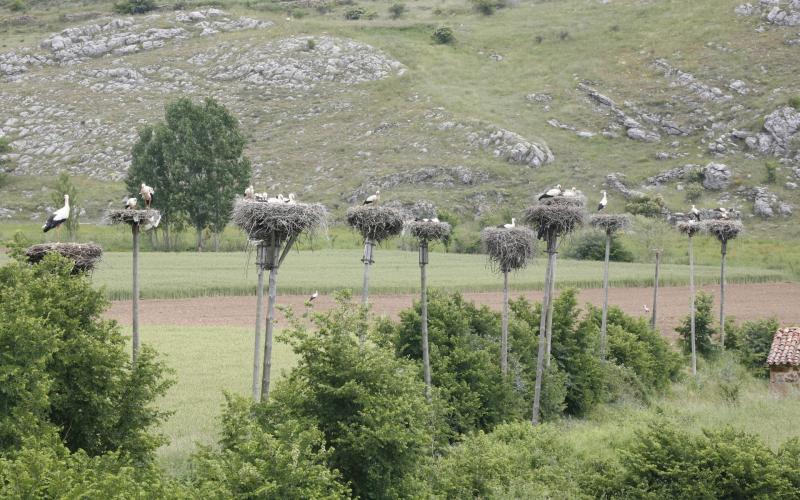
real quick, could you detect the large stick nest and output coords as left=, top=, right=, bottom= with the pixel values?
left=524, top=197, right=586, bottom=240
left=481, top=227, right=536, bottom=273
left=232, top=200, right=327, bottom=241
left=702, top=219, right=743, bottom=242
left=106, top=209, right=161, bottom=228
left=590, top=214, right=631, bottom=234
left=676, top=221, right=702, bottom=236
left=345, top=206, right=405, bottom=243
left=25, top=243, right=103, bottom=273
left=407, top=220, right=451, bottom=242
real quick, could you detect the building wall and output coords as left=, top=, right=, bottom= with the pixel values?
left=770, top=365, right=800, bottom=393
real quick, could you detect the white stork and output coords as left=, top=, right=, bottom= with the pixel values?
left=123, top=195, right=137, bottom=209
left=285, top=193, right=297, bottom=205
left=309, top=290, right=319, bottom=302
left=538, top=184, right=562, bottom=200
left=431, top=217, right=440, bottom=223
left=244, top=185, right=255, bottom=200
left=597, top=191, right=608, bottom=212
left=714, top=207, right=730, bottom=219
left=690, top=205, right=700, bottom=221
left=643, top=304, right=650, bottom=314
left=140, top=183, right=155, bottom=208
left=267, top=194, right=284, bottom=204
left=43, top=194, right=70, bottom=240
left=499, top=218, right=516, bottom=229
left=363, top=190, right=380, bottom=206
left=563, top=186, right=578, bottom=198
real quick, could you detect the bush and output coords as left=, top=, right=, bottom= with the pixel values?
left=0, top=255, right=173, bottom=460
left=343, top=6, right=365, bottom=19
left=625, top=194, right=665, bottom=218
left=684, top=183, right=704, bottom=203
left=388, top=2, right=405, bottom=18
left=789, top=96, right=800, bottom=110
left=765, top=161, right=778, bottom=184
left=7, top=0, right=25, bottom=11
left=472, top=0, right=496, bottom=15
left=729, top=317, right=779, bottom=378
left=113, top=0, right=157, bottom=14
left=564, top=232, right=634, bottom=262
left=675, top=291, right=717, bottom=359
left=432, top=25, right=455, bottom=44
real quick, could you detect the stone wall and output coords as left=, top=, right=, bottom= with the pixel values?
left=770, top=365, right=800, bottom=393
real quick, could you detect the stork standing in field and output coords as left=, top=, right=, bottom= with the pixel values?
left=363, top=190, right=380, bottom=206
left=597, top=191, right=608, bottom=211
left=499, top=218, right=516, bottom=229
left=643, top=304, right=650, bottom=314
left=309, top=290, right=318, bottom=302
left=43, top=194, right=70, bottom=241
left=140, top=183, right=154, bottom=208
left=123, top=195, right=137, bottom=209
left=538, top=184, right=562, bottom=200
left=690, top=204, right=700, bottom=221
left=244, top=185, right=255, bottom=200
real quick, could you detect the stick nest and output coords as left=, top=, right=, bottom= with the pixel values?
left=481, top=227, right=536, bottom=272
left=702, top=219, right=743, bottom=242
left=677, top=221, right=702, bottom=236
left=25, top=243, right=103, bottom=273
left=106, top=209, right=161, bottom=228
left=524, top=197, right=586, bottom=240
left=590, top=214, right=631, bottom=234
left=232, top=201, right=327, bottom=241
left=345, top=206, right=405, bottom=242
left=407, top=220, right=451, bottom=242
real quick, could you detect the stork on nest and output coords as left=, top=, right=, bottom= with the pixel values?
left=345, top=206, right=405, bottom=243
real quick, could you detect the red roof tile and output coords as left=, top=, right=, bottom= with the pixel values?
left=767, top=328, right=800, bottom=367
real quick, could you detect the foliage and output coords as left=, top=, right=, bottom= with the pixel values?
left=472, top=0, right=498, bottom=15
left=684, top=182, right=704, bottom=203
left=0, top=137, right=12, bottom=188
left=728, top=317, right=779, bottom=378
left=264, top=292, right=433, bottom=499
left=388, top=2, right=405, bottom=18
left=620, top=420, right=797, bottom=498
left=764, top=161, right=778, bottom=184
left=676, top=291, right=717, bottom=359
left=344, top=6, right=365, bottom=19
left=113, top=0, right=157, bottom=14
left=386, top=292, right=526, bottom=438
left=0, top=255, right=173, bottom=460
left=7, top=0, right=25, bottom=11
left=190, top=394, right=350, bottom=499
left=625, top=194, right=665, bottom=218
left=788, top=96, right=800, bottom=110
left=432, top=25, right=455, bottom=44
left=564, top=231, right=634, bottom=262
left=51, top=172, right=79, bottom=239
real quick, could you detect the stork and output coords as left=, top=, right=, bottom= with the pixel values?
left=267, top=194, right=284, bottom=204
left=563, top=186, right=578, bottom=198
left=244, top=185, right=255, bottom=200
left=690, top=205, right=700, bottom=221
left=597, top=191, right=608, bottom=212
left=538, top=184, right=562, bottom=200
left=123, top=195, right=137, bottom=209
left=363, top=190, right=380, bottom=206
left=643, top=304, right=650, bottom=314
left=43, top=194, right=70, bottom=241
left=499, top=218, right=516, bottom=229
left=309, top=290, right=319, bottom=302
left=140, top=183, right=154, bottom=209
left=285, top=193, right=297, bottom=205
left=714, top=207, right=730, bottom=219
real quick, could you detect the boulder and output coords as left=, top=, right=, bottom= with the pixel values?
left=702, top=162, right=732, bottom=190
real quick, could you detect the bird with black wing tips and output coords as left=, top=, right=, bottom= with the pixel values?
left=42, top=194, right=70, bottom=241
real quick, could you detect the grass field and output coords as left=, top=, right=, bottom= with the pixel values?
left=0, top=249, right=787, bottom=299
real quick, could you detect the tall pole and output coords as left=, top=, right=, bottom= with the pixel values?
left=599, top=231, right=611, bottom=362
left=545, top=254, right=557, bottom=367
left=261, top=266, right=278, bottom=401
left=360, top=239, right=374, bottom=346
left=501, top=268, right=509, bottom=375
left=131, top=223, right=140, bottom=364
left=689, top=235, right=697, bottom=377
left=419, top=241, right=431, bottom=402
left=252, top=244, right=266, bottom=401
left=532, top=232, right=555, bottom=425
left=651, top=250, right=661, bottom=330
left=720, top=240, right=727, bottom=348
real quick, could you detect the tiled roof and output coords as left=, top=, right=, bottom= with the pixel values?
left=767, top=327, right=800, bottom=366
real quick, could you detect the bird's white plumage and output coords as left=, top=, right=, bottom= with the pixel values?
left=502, top=218, right=516, bottom=229
left=563, top=186, right=578, bottom=197
left=363, top=190, right=380, bottom=205
left=597, top=191, right=608, bottom=211
left=244, top=185, right=255, bottom=200
left=286, top=193, right=297, bottom=204
left=690, top=204, right=700, bottom=220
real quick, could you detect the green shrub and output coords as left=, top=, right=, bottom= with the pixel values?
left=432, top=25, right=455, bottom=44
left=675, top=291, right=717, bottom=359
left=472, top=0, right=496, bottom=15
left=788, top=96, right=800, bottom=110
left=343, top=6, right=365, bottom=19
left=564, top=232, right=634, bottom=262
left=625, top=194, right=665, bottom=218
left=388, top=2, right=406, bottom=18
left=113, top=0, right=157, bottom=14
left=730, top=317, right=778, bottom=378
left=684, top=183, right=704, bottom=203
left=765, top=161, right=778, bottom=184
left=7, top=0, right=25, bottom=11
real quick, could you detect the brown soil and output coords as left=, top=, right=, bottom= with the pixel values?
left=106, top=282, right=800, bottom=339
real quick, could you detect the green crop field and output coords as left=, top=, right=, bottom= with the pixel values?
left=0, top=249, right=787, bottom=299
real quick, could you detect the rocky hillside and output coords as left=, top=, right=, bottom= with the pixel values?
left=0, top=0, right=798, bottom=234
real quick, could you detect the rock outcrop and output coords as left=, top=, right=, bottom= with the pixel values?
left=702, top=162, right=732, bottom=190
left=738, top=106, right=800, bottom=157
left=605, top=173, right=644, bottom=199
left=467, top=127, right=554, bottom=167
left=735, top=0, right=800, bottom=26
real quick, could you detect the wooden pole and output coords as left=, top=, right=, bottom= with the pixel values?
left=599, top=231, right=611, bottom=362
left=720, top=240, right=727, bottom=348
left=689, top=235, right=697, bottom=377
left=651, top=250, right=661, bottom=330
left=545, top=254, right=557, bottom=368
left=501, top=268, right=509, bottom=375
left=532, top=232, right=555, bottom=425
left=131, top=223, right=140, bottom=364
left=261, top=266, right=278, bottom=402
left=252, top=244, right=265, bottom=401
left=419, top=241, right=431, bottom=402
left=360, top=238, right=374, bottom=346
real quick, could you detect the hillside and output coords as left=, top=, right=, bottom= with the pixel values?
left=1, top=0, right=799, bottom=237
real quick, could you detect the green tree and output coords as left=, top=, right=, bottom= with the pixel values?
left=676, top=291, right=717, bottom=358
left=163, top=97, right=251, bottom=251
left=126, top=124, right=185, bottom=249
left=0, top=137, right=13, bottom=188
left=51, top=172, right=79, bottom=240
left=730, top=317, right=779, bottom=378
left=0, top=255, right=173, bottom=460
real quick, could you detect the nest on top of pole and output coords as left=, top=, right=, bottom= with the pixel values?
left=524, top=196, right=586, bottom=240
left=590, top=214, right=631, bottom=235
left=407, top=220, right=451, bottom=243
left=345, top=206, right=405, bottom=243
left=232, top=201, right=327, bottom=242
left=25, top=242, right=103, bottom=273
left=106, top=209, right=161, bottom=229
left=702, top=219, right=743, bottom=243
left=676, top=220, right=702, bottom=237
left=481, top=227, right=536, bottom=273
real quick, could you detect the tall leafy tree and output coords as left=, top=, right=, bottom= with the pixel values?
left=51, top=173, right=79, bottom=240
left=163, top=97, right=251, bottom=251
